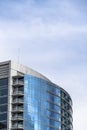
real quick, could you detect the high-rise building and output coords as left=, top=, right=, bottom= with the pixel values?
left=0, top=61, right=73, bottom=130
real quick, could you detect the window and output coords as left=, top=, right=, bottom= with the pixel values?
left=0, top=121, right=7, bottom=129
left=0, top=89, right=8, bottom=96
left=0, top=105, right=7, bottom=113
left=0, top=113, right=7, bottom=121
left=0, top=97, right=8, bottom=104
left=0, top=78, right=8, bottom=87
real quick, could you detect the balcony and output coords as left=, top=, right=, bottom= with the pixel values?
left=12, top=106, right=24, bottom=113
left=13, top=74, right=24, bottom=79
left=13, top=80, right=24, bottom=86
left=0, top=129, right=7, bottom=130
left=12, top=91, right=24, bottom=96
left=12, top=99, right=24, bottom=104
left=12, top=115, right=23, bottom=121
left=11, top=124, right=23, bottom=130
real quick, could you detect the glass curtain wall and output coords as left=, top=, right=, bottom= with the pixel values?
left=24, top=75, right=61, bottom=130
left=0, top=78, right=8, bottom=130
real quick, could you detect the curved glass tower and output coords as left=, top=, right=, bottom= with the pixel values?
left=0, top=61, right=73, bottom=130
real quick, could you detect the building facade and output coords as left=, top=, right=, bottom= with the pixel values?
left=0, top=61, right=73, bottom=130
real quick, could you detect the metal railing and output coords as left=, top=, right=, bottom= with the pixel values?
left=12, top=115, right=23, bottom=120
left=13, top=91, right=24, bottom=95
left=12, top=99, right=24, bottom=103
left=13, top=80, right=24, bottom=86
left=12, top=124, right=23, bottom=129
left=12, top=107, right=24, bottom=111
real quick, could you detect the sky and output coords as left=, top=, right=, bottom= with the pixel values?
left=0, top=0, right=87, bottom=130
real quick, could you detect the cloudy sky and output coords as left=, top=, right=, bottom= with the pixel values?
left=0, top=0, right=87, bottom=130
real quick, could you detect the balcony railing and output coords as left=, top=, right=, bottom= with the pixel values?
left=11, top=124, right=23, bottom=129
left=12, top=115, right=23, bottom=121
left=12, top=106, right=23, bottom=111
left=1, top=129, right=7, bottom=130
left=13, top=91, right=24, bottom=95
left=13, top=80, right=24, bottom=86
left=12, top=99, right=24, bottom=104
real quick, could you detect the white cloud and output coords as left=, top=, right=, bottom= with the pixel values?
left=0, top=1, right=87, bottom=130
left=0, top=20, right=87, bottom=42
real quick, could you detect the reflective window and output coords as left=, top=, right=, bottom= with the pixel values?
left=0, top=113, right=7, bottom=121
left=0, top=105, right=7, bottom=113
left=24, top=75, right=73, bottom=130
left=24, top=75, right=61, bottom=130
left=47, top=110, right=61, bottom=121
left=0, top=78, right=8, bottom=87
left=0, top=121, right=7, bottom=129
left=0, top=78, right=8, bottom=129
left=0, top=97, right=8, bottom=104
left=47, top=84, right=60, bottom=96
left=48, top=118, right=61, bottom=128
left=47, top=92, right=60, bottom=106
left=47, top=101, right=61, bottom=113
left=0, top=89, right=8, bottom=96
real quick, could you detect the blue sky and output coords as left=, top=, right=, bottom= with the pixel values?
left=0, top=0, right=87, bottom=130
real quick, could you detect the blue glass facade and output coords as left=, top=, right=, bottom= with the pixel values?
left=0, top=78, right=8, bottom=130
left=24, top=75, right=61, bottom=130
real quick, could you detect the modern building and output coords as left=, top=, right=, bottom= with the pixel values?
left=0, top=60, right=73, bottom=130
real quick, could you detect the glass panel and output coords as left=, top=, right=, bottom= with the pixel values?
left=0, top=113, right=7, bottom=121
left=0, top=78, right=8, bottom=129
left=24, top=75, right=61, bottom=130
left=47, top=110, right=61, bottom=121
left=47, top=84, right=60, bottom=96
left=0, top=97, right=8, bottom=104
left=0, top=105, right=7, bottom=113
left=0, top=121, right=7, bottom=129
left=47, top=92, right=61, bottom=106
left=47, top=101, right=61, bottom=113
left=0, top=78, right=8, bottom=86
left=0, top=89, right=8, bottom=96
